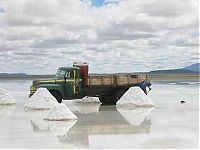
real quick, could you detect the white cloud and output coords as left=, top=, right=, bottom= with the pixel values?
left=0, top=0, right=199, bottom=74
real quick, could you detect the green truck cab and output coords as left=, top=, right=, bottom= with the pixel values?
left=30, top=66, right=84, bottom=103
left=29, top=62, right=151, bottom=105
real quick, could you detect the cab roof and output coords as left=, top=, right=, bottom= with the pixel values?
left=57, top=67, right=80, bottom=71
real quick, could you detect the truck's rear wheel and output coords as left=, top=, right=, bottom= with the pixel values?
left=114, top=89, right=126, bottom=101
left=99, top=95, right=116, bottom=105
left=50, top=90, right=62, bottom=103
left=99, top=88, right=127, bottom=105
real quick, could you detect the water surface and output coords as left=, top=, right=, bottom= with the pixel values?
left=0, top=80, right=199, bottom=148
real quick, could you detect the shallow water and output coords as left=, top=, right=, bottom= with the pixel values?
left=0, top=80, right=199, bottom=149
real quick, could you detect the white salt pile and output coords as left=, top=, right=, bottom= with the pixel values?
left=24, top=88, right=58, bottom=110
left=116, top=106, right=153, bottom=125
left=117, top=87, right=154, bottom=107
left=74, top=96, right=100, bottom=103
left=44, top=103, right=77, bottom=121
left=0, top=89, right=16, bottom=105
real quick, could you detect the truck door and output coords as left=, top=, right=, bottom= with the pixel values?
left=74, top=69, right=80, bottom=93
left=65, top=70, right=75, bottom=97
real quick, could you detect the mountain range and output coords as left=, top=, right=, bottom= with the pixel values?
left=0, top=63, right=199, bottom=77
left=149, top=63, right=200, bottom=74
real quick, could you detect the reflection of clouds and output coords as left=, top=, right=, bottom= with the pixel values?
left=30, top=119, right=77, bottom=135
left=116, top=106, right=153, bottom=126
left=0, top=105, right=16, bottom=119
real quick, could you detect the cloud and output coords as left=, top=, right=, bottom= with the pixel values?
left=0, top=0, right=198, bottom=74
left=140, top=0, right=198, bottom=17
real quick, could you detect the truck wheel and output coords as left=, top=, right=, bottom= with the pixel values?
left=114, top=89, right=126, bottom=101
left=99, top=95, right=116, bottom=105
left=50, top=90, right=62, bottom=103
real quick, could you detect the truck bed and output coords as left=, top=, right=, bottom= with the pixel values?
left=87, top=74, right=150, bottom=86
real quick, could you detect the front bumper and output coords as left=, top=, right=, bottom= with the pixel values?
left=28, top=93, right=33, bottom=98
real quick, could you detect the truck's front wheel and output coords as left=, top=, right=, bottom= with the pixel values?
left=50, top=90, right=62, bottom=103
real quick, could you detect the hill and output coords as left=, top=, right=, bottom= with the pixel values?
left=0, top=73, right=28, bottom=77
left=183, top=63, right=200, bottom=72
left=149, top=63, right=199, bottom=74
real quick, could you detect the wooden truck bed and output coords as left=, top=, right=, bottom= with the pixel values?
left=87, top=74, right=150, bottom=86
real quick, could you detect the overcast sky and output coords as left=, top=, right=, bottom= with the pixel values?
left=0, top=0, right=199, bottom=74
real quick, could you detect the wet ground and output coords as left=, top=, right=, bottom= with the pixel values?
left=0, top=80, right=199, bottom=149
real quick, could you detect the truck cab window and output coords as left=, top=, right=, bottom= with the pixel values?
left=65, top=70, right=74, bottom=79
left=56, top=69, right=65, bottom=78
left=65, top=71, right=70, bottom=78
left=70, top=70, right=74, bottom=78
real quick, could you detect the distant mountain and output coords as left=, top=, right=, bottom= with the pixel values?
left=149, top=63, right=200, bottom=74
left=0, top=73, right=28, bottom=77
left=149, top=69, right=196, bottom=74
left=183, top=63, right=200, bottom=72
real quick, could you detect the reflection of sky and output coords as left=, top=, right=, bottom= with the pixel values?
left=0, top=5, right=5, bottom=14
left=0, top=105, right=16, bottom=119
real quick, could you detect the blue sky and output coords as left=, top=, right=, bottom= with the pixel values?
left=92, top=0, right=105, bottom=6
left=91, top=0, right=120, bottom=6
left=0, top=0, right=199, bottom=74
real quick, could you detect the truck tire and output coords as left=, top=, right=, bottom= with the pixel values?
left=99, top=95, right=116, bottom=105
left=114, top=89, right=127, bottom=102
left=50, top=90, right=62, bottom=103
left=99, top=88, right=127, bottom=105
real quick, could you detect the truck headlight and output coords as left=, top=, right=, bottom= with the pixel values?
left=30, top=85, right=37, bottom=93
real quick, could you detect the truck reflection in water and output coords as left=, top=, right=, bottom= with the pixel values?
left=30, top=104, right=153, bottom=148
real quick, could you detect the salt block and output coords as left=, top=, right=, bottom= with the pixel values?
left=74, top=96, right=100, bottom=103
left=24, top=88, right=58, bottom=110
left=0, top=89, right=16, bottom=105
left=44, top=103, right=77, bottom=121
left=117, top=87, right=154, bottom=106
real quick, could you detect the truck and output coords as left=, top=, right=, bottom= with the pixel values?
left=29, top=62, right=151, bottom=105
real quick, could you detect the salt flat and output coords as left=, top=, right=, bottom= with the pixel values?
left=0, top=80, right=199, bottom=149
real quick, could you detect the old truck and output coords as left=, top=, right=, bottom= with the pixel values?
left=29, top=62, right=151, bottom=105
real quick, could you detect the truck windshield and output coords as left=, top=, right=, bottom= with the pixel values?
left=56, top=69, right=65, bottom=78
